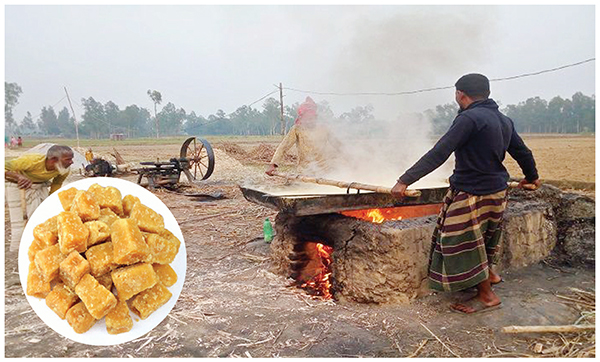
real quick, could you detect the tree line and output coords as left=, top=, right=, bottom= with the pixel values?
left=4, top=82, right=595, bottom=138
left=426, top=92, right=595, bottom=135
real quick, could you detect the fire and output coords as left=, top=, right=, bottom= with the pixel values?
left=341, top=208, right=403, bottom=223
left=341, top=204, right=443, bottom=223
left=300, top=243, right=334, bottom=299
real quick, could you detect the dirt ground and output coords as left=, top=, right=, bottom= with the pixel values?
left=503, top=135, right=595, bottom=185
left=4, top=135, right=595, bottom=357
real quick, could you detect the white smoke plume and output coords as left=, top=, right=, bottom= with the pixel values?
left=300, top=8, right=497, bottom=190
left=255, top=7, right=498, bottom=194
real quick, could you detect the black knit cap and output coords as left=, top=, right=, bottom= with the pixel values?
left=455, top=73, right=490, bottom=97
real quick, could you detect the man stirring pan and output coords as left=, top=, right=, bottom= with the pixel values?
left=5, top=145, right=74, bottom=252
left=392, top=74, right=540, bottom=314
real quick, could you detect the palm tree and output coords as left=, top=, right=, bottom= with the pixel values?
left=147, top=90, right=162, bottom=138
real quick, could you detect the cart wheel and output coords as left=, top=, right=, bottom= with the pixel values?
left=180, top=137, right=215, bottom=181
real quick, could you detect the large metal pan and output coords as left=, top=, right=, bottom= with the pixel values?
left=240, top=185, right=449, bottom=216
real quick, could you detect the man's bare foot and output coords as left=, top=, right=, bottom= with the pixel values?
left=450, top=295, right=502, bottom=314
left=451, top=279, right=501, bottom=314
left=488, top=270, right=503, bottom=284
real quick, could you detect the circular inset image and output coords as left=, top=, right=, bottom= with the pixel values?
left=18, top=177, right=186, bottom=346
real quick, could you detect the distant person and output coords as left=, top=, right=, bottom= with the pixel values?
left=10, top=136, right=17, bottom=148
left=5, top=145, right=74, bottom=252
left=17, top=136, right=22, bottom=147
left=5, top=135, right=8, bottom=148
left=85, top=148, right=94, bottom=162
left=266, top=97, right=339, bottom=176
left=391, top=73, right=540, bottom=314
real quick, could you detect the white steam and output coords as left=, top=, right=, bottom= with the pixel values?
left=254, top=7, right=497, bottom=194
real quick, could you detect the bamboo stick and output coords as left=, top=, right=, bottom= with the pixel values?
left=501, top=325, right=595, bottom=334
left=271, top=171, right=422, bottom=197
left=272, top=172, right=537, bottom=197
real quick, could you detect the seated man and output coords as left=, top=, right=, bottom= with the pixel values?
left=5, top=145, right=74, bottom=252
left=266, top=97, right=339, bottom=176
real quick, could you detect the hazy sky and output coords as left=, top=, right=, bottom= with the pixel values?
left=5, top=5, right=596, bottom=123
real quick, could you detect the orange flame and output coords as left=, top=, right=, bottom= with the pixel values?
left=341, top=208, right=403, bottom=223
left=341, top=204, right=443, bottom=223
left=300, top=243, right=334, bottom=299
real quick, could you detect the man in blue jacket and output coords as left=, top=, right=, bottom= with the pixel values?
left=392, top=73, right=540, bottom=314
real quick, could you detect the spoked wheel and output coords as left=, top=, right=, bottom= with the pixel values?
left=180, top=137, right=215, bottom=182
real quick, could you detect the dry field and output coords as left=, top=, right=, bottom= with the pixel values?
left=504, top=135, right=595, bottom=187
left=4, top=134, right=595, bottom=357
left=7, top=134, right=594, bottom=185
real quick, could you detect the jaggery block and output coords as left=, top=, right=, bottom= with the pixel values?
left=159, top=228, right=181, bottom=248
left=33, top=215, right=59, bottom=246
left=105, top=300, right=133, bottom=335
left=130, top=202, right=164, bottom=233
left=152, top=263, right=177, bottom=287
left=28, top=238, right=47, bottom=262
left=26, top=262, right=51, bottom=298
left=57, top=211, right=89, bottom=255
left=131, top=282, right=172, bottom=320
left=122, top=194, right=140, bottom=217
left=70, top=190, right=100, bottom=222
left=111, top=263, right=157, bottom=301
left=58, top=187, right=78, bottom=211
left=144, top=233, right=179, bottom=264
left=85, top=220, right=110, bottom=247
left=88, top=184, right=123, bottom=216
left=34, top=244, right=66, bottom=282
left=46, top=283, right=79, bottom=319
left=98, top=207, right=120, bottom=227
left=59, top=251, right=91, bottom=290
left=75, top=274, right=117, bottom=319
left=66, top=302, right=97, bottom=334
left=85, top=242, right=116, bottom=277
left=111, top=219, right=150, bottom=265
left=96, top=273, right=113, bottom=290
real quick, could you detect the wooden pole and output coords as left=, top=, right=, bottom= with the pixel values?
left=279, top=83, right=285, bottom=135
left=501, top=325, right=595, bottom=334
left=270, top=172, right=538, bottom=197
left=154, top=103, right=159, bottom=139
left=64, top=87, right=80, bottom=148
left=270, top=170, right=422, bottom=197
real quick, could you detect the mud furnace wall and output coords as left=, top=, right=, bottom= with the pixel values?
left=270, top=185, right=594, bottom=304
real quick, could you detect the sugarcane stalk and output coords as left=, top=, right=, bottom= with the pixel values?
left=270, top=171, right=422, bottom=197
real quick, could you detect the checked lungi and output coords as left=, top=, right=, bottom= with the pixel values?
left=6, top=181, right=50, bottom=252
left=428, top=187, right=508, bottom=292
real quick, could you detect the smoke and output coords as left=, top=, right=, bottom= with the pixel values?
left=328, top=7, right=496, bottom=118
left=308, top=112, right=453, bottom=190
left=299, top=7, right=498, bottom=190
left=256, top=7, right=498, bottom=193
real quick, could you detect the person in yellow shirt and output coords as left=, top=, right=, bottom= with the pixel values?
left=5, top=145, right=74, bottom=252
left=266, top=97, right=340, bottom=176
left=85, top=148, right=94, bottom=163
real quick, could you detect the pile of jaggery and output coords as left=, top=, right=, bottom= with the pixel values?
left=26, top=183, right=181, bottom=335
